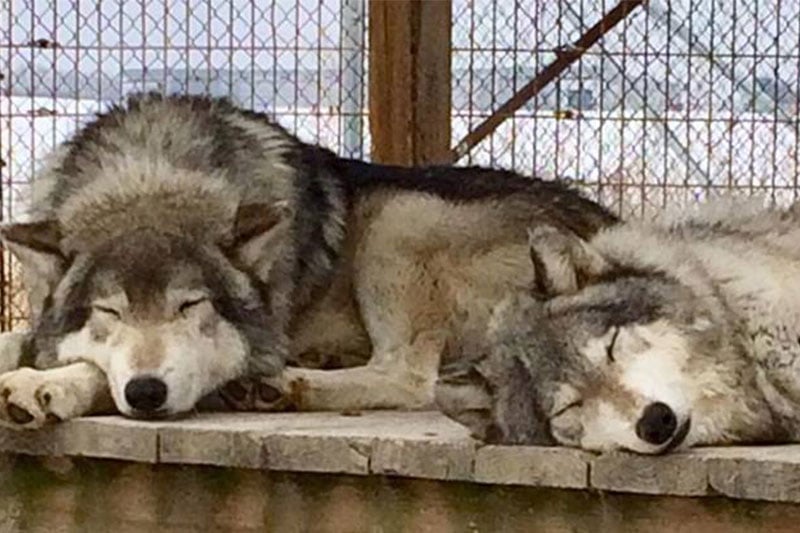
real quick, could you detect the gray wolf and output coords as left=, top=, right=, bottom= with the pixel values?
left=0, top=93, right=615, bottom=427
left=436, top=197, right=800, bottom=454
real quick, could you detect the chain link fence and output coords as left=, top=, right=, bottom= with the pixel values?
left=0, top=0, right=369, bottom=329
left=453, top=0, right=800, bottom=218
left=2, top=0, right=799, bottom=328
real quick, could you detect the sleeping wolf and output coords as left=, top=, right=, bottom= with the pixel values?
left=437, top=198, right=800, bottom=454
left=0, top=93, right=614, bottom=427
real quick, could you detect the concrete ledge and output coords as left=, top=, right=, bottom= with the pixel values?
left=474, top=446, right=591, bottom=489
left=591, top=452, right=710, bottom=497
left=1, top=411, right=800, bottom=503
left=697, top=446, right=800, bottom=503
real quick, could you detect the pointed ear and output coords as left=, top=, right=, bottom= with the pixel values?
left=227, top=202, right=293, bottom=281
left=436, top=350, right=557, bottom=445
left=0, top=220, right=66, bottom=318
left=527, top=225, right=611, bottom=297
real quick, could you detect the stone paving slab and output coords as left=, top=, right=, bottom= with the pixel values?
left=590, top=451, right=710, bottom=497
left=474, top=446, right=591, bottom=489
left=1, top=411, right=800, bottom=503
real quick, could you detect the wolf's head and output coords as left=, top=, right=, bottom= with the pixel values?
left=1, top=201, right=293, bottom=418
left=437, top=225, right=726, bottom=454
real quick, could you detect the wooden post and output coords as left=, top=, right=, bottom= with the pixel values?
left=368, top=0, right=452, bottom=166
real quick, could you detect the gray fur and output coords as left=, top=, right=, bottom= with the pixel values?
left=0, top=93, right=616, bottom=425
left=438, top=199, right=800, bottom=453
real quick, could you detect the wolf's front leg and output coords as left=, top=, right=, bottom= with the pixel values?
left=0, top=331, right=31, bottom=373
left=0, top=362, right=113, bottom=429
left=221, top=330, right=447, bottom=412
left=222, top=365, right=435, bottom=412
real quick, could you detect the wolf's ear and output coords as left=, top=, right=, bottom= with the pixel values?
left=0, top=220, right=66, bottom=319
left=436, top=351, right=557, bottom=445
left=527, top=225, right=611, bottom=297
left=228, top=201, right=294, bottom=281
left=435, top=359, right=496, bottom=442
left=0, top=220, right=65, bottom=286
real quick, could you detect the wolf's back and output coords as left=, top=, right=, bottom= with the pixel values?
left=26, top=93, right=302, bottom=253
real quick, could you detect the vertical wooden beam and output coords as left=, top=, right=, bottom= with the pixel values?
left=368, top=0, right=452, bottom=166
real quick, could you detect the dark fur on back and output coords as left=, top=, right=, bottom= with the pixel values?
left=336, top=158, right=617, bottom=237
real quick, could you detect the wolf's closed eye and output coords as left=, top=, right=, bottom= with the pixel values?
left=606, top=327, right=620, bottom=363
left=549, top=402, right=584, bottom=446
left=93, top=305, right=121, bottom=319
left=179, top=298, right=208, bottom=315
left=551, top=399, right=583, bottom=418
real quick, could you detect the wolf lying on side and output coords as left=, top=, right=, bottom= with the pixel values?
left=0, top=93, right=615, bottom=428
left=437, top=198, right=800, bottom=454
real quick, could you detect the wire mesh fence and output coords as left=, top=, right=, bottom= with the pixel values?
left=2, top=0, right=799, bottom=328
left=0, top=0, right=369, bottom=329
left=453, top=0, right=800, bottom=218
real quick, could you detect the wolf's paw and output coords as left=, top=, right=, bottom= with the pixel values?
left=219, top=374, right=296, bottom=412
left=0, top=368, right=82, bottom=429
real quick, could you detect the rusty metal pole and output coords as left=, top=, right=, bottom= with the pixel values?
left=451, top=0, right=646, bottom=163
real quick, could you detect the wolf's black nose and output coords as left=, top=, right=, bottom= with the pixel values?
left=636, top=402, right=677, bottom=445
left=125, top=377, right=167, bottom=413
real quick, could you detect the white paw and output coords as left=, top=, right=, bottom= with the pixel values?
left=0, top=367, right=83, bottom=429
